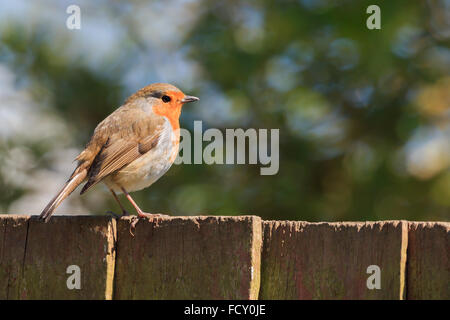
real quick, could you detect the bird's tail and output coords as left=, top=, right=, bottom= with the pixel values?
left=39, top=170, right=87, bottom=223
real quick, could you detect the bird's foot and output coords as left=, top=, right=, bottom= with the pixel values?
left=138, top=212, right=170, bottom=219
left=129, top=213, right=170, bottom=237
left=106, top=210, right=130, bottom=220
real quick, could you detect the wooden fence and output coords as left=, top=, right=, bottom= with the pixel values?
left=0, top=215, right=448, bottom=300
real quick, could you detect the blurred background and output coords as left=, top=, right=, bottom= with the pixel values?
left=0, top=0, right=449, bottom=221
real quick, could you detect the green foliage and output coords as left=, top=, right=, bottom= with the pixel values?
left=0, top=1, right=448, bottom=221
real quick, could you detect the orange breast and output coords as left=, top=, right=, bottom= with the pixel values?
left=151, top=91, right=184, bottom=132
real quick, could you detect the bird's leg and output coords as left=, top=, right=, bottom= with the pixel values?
left=107, top=188, right=130, bottom=218
left=120, top=187, right=170, bottom=234
left=120, top=187, right=169, bottom=218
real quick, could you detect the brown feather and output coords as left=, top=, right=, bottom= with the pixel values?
left=39, top=169, right=87, bottom=222
left=79, top=106, right=165, bottom=194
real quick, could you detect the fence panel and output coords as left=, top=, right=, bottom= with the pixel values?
left=113, top=215, right=262, bottom=299
left=259, top=221, right=408, bottom=299
left=0, top=215, right=116, bottom=300
left=407, top=222, right=449, bottom=300
left=0, top=215, right=29, bottom=299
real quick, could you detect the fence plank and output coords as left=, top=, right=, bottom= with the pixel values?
left=260, top=221, right=408, bottom=299
left=407, top=222, right=449, bottom=300
left=17, top=216, right=116, bottom=300
left=0, top=215, right=30, bottom=299
left=114, top=215, right=262, bottom=299
left=3, top=215, right=448, bottom=300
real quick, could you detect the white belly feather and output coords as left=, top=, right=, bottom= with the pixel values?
left=104, top=118, right=178, bottom=193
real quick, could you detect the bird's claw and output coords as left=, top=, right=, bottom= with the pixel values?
left=128, top=213, right=170, bottom=237
left=106, top=210, right=129, bottom=219
left=138, top=213, right=170, bottom=219
left=129, top=216, right=139, bottom=237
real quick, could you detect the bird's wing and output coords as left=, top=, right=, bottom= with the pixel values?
left=75, top=105, right=166, bottom=194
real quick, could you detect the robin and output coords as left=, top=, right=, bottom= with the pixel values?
left=39, top=83, right=199, bottom=227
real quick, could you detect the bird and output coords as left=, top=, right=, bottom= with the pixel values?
left=39, top=83, right=199, bottom=226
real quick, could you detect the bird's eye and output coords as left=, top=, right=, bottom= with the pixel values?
left=162, top=95, right=171, bottom=103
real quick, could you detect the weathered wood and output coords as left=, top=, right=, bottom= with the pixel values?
left=407, top=222, right=449, bottom=300
left=260, top=221, right=408, bottom=299
left=114, top=215, right=262, bottom=299
left=0, top=215, right=117, bottom=300
left=0, top=215, right=30, bottom=299
left=2, top=215, right=449, bottom=300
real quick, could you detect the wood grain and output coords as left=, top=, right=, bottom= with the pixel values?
left=0, top=215, right=116, bottom=300
left=114, top=215, right=262, bottom=299
left=407, top=221, right=449, bottom=300
left=2, top=215, right=449, bottom=300
left=260, top=220, right=408, bottom=299
left=0, top=215, right=30, bottom=299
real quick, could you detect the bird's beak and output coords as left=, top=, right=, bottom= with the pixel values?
left=181, top=95, right=200, bottom=104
